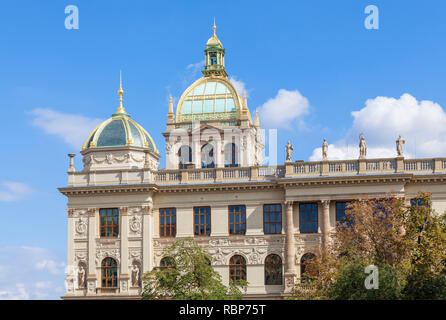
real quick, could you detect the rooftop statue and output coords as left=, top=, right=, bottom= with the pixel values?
left=359, top=134, right=367, bottom=159
left=322, top=138, right=328, bottom=161
left=396, top=135, right=405, bottom=157
left=285, top=141, right=293, bottom=162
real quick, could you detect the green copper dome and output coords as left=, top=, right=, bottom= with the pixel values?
left=82, top=114, right=158, bottom=153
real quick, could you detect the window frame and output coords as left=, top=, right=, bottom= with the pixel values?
left=224, top=143, right=239, bottom=168
left=263, top=204, right=282, bottom=235
left=229, top=255, right=247, bottom=283
left=178, top=145, right=192, bottom=170
left=201, top=143, right=215, bottom=169
left=101, top=257, right=118, bottom=288
left=264, top=254, right=283, bottom=285
left=159, top=208, right=176, bottom=238
left=194, top=206, right=211, bottom=237
left=99, top=208, right=119, bottom=238
left=228, top=205, right=246, bottom=235
left=300, top=253, right=315, bottom=283
left=299, top=203, right=318, bottom=234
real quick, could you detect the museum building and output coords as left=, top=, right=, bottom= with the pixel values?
left=59, top=25, right=446, bottom=299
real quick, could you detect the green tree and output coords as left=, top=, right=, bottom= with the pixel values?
left=402, top=193, right=446, bottom=299
left=142, top=238, right=246, bottom=300
left=292, top=193, right=446, bottom=300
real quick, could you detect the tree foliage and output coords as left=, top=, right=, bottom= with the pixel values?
left=141, top=238, right=246, bottom=300
left=292, top=192, right=446, bottom=300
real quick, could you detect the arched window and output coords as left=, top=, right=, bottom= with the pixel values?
left=300, top=253, right=315, bottom=283
left=178, top=145, right=192, bottom=169
left=201, top=144, right=215, bottom=168
left=264, top=254, right=282, bottom=285
left=229, top=255, right=246, bottom=283
left=224, top=143, right=238, bottom=168
left=160, top=257, right=175, bottom=271
left=101, top=257, right=118, bottom=288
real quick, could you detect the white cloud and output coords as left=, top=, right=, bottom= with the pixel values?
left=0, top=181, right=33, bottom=202
left=229, top=76, right=248, bottom=97
left=0, top=283, right=29, bottom=300
left=30, top=108, right=103, bottom=150
left=258, top=89, right=309, bottom=129
left=0, top=246, right=66, bottom=300
left=35, top=259, right=65, bottom=275
left=309, top=93, right=446, bottom=161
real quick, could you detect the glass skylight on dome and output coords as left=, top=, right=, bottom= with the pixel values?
left=182, top=80, right=236, bottom=116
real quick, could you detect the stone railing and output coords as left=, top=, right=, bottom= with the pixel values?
left=66, top=157, right=446, bottom=187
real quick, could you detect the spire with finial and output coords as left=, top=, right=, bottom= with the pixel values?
left=203, top=19, right=226, bottom=77
left=167, top=95, right=174, bottom=122
left=114, top=71, right=128, bottom=116
left=254, top=110, right=260, bottom=129
left=213, top=17, right=217, bottom=38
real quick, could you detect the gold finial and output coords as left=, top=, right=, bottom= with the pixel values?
left=213, top=18, right=217, bottom=38
left=115, top=70, right=127, bottom=115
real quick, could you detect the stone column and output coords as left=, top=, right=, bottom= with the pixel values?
left=120, top=207, right=129, bottom=293
left=321, top=200, right=331, bottom=250
left=87, top=207, right=97, bottom=295
left=284, top=200, right=296, bottom=293
left=142, top=203, right=154, bottom=273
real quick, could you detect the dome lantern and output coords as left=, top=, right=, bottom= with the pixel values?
left=202, top=20, right=227, bottom=78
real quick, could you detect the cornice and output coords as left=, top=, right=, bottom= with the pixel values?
left=278, top=173, right=414, bottom=188
left=58, top=173, right=446, bottom=196
left=58, top=184, right=158, bottom=196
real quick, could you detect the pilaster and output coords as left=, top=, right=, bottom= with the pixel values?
left=87, top=207, right=97, bottom=295
left=142, top=204, right=153, bottom=273
left=120, top=206, right=129, bottom=292
left=321, top=200, right=331, bottom=250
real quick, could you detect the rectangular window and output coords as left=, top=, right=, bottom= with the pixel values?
left=229, top=205, right=246, bottom=235
left=411, top=198, right=430, bottom=208
left=159, top=208, right=176, bottom=237
left=194, top=206, right=211, bottom=236
left=336, top=201, right=353, bottom=229
left=299, top=203, right=318, bottom=233
left=263, top=204, right=282, bottom=234
left=100, top=208, right=119, bottom=238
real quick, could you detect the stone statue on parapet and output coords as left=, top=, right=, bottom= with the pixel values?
left=285, top=141, right=293, bottom=162
left=359, top=134, right=367, bottom=159
left=396, top=135, right=405, bottom=157
left=322, top=138, right=328, bottom=160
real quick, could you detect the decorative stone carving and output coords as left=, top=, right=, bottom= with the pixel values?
left=129, top=249, right=142, bottom=261
left=285, top=141, right=293, bottom=162
left=95, top=249, right=120, bottom=266
left=284, top=273, right=296, bottom=293
left=87, top=279, right=96, bottom=294
left=129, top=216, right=142, bottom=236
left=244, top=237, right=267, bottom=246
left=75, top=251, right=88, bottom=263
left=322, top=138, right=328, bottom=161
left=75, top=217, right=88, bottom=236
left=209, top=239, right=231, bottom=246
left=396, top=135, right=405, bottom=157
left=120, top=279, right=129, bottom=292
left=359, top=133, right=367, bottom=159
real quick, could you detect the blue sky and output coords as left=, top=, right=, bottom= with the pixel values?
left=1, top=0, right=446, bottom=299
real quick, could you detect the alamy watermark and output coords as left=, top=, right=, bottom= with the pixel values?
left=65, top=5, right=79, bottom=30
left=364, top=265, right=379, bottom=289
